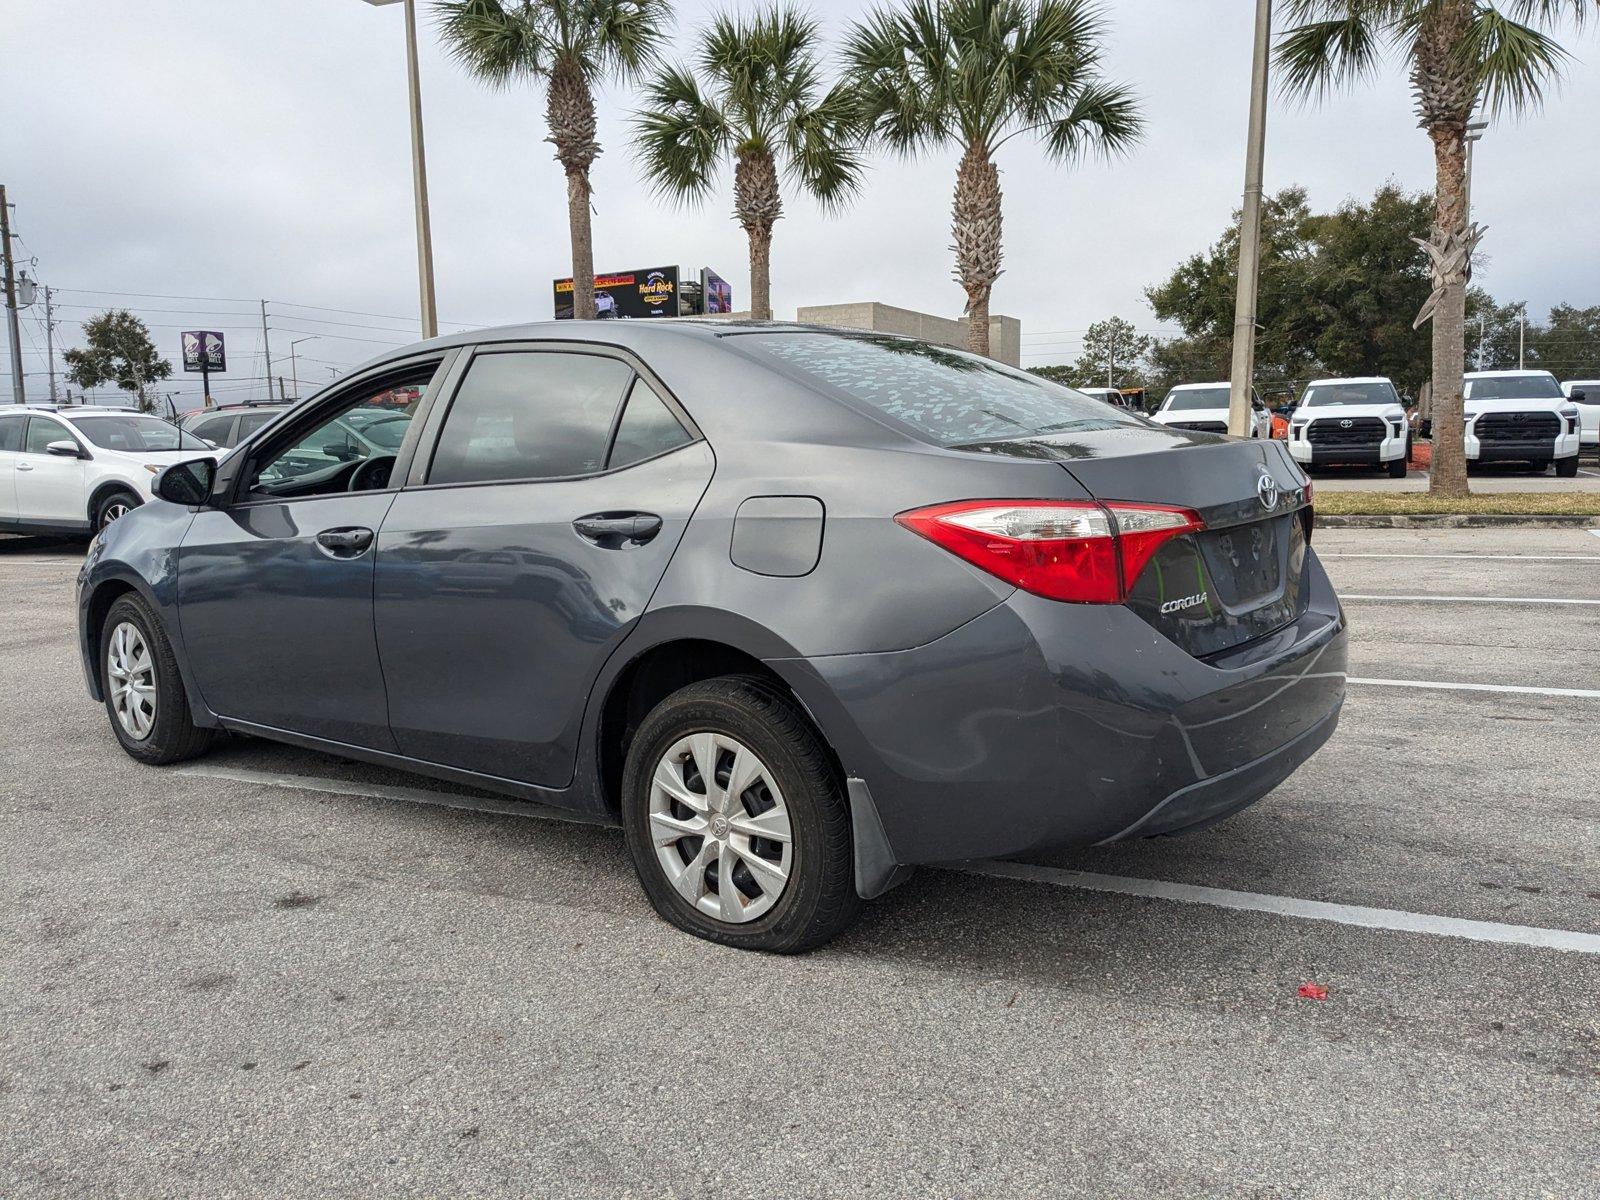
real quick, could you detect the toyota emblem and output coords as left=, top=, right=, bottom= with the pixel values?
left=1256, top=470, right=1280, bottom=511
left=1339, top=418, right=1353, bottom=428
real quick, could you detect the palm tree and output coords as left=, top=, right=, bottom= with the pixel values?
left=633, top=6, right=864, bottom=320
left=1276, top=0, right=1595, bottom=498
left=436, top=0, right=671, bottom=320
left=844, top=0, right=1141, bottom=357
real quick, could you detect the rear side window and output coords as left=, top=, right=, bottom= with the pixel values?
left=738, top=331, right=1135, bottom=446
left=428, top=352, right=634, bottom=485
left=238, top=411, right=280, bottom=439
left=0, top=415, right=23, bottom=452
left=188, top=414, right=237, bottom=447
left=608, top=378, right=692, bottom=469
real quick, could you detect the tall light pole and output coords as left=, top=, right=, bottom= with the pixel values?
left=1228, top=0, right=1273, bottom=437
left=288, top=336, right=319, bottom=399
left=363, top=0, right=439, bottom=339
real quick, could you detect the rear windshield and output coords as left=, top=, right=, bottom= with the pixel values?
left=71, top=415, right=209, bottom=452
left=1163, top=387, right=1229, bottom=411
left=1301, top=382, right=1398, bottom=407
left=736, top=332, right=1135, bottom=445
left=1466, top=374, right=1563, bottom=400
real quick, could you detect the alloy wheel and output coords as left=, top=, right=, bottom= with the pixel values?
left=648, top=731, right=794, bottom=924
left=107, top=621, right=156, bottom=740
left=101, top=501, right=132, bottom=527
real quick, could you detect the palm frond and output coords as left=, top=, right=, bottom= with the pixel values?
left=1037, top=78, right=1143, bottom=163
left=1502, top=0, right=1595, bottom=29
left=842, top=0, right=954, bottom=157
left=783, top=82, right=868, bottom=212
left=1462, top=4, right=1572, bottom=116
left=433, top=0, right=549, bottom=86
left=579, top=0, right=673, bottom=82
left=1273, top=11, right=1389, bottom=102
left=632, top=64, right=729, bottom=205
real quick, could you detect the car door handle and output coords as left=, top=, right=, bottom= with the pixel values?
left=573, top=512, right=663, bottom=547
left=16, top=463, right=32, bottom=471
left=314, top=526, right=375, bottom=556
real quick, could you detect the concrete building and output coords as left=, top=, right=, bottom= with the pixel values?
left=794, top=301, right=1022, bottom=368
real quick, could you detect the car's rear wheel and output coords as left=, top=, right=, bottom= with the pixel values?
left=101, top=594, right=214, bottom=765
left=93, top=489, right=141, bottom=534
left=621, top=675, right=859, bottom=953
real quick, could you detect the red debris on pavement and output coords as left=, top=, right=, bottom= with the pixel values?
left=1297, top=981, right=1330, bottom=1001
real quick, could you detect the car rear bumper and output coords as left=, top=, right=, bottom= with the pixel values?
left=773, top=551, right=1347, bottom=867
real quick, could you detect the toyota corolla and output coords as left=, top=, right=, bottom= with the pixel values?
left=77, top=322, right=1346, bottom=952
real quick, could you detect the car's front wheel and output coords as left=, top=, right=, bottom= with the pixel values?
left=1555, top=455, right=1579, bottom=478
left=100, top=594, right=214, bottom=765
left=93, top=489, right=141, bottom=534
left=1387, top=456, right=1407, bottom=479
left=621, top=675, right=859, bottom=953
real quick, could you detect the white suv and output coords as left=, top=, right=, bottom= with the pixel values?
left=1287, top=376, right=1409, bottom=478
left=0, top=406, right=215, bottom=536
left=1462, top=370, right=1582, bottom=477
left=1150, top=382, right=1272, bottom=439
left=1561, top=379, right=1599, bottom=459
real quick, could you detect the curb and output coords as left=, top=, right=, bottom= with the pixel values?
left=1316, top=513, right=1600, bottom=529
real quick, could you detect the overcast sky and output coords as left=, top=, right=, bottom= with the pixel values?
left=6, top=0, right=1598, bottom=406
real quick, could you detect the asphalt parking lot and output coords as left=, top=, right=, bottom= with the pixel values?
left=3, top=526, right=1597, bottom=1198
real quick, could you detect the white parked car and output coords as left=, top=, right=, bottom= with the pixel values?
left=1561, top=379, right=1599, bottom=458
left=1287, top=376, right=1409, bottom=478
left=0, top=405, right=215, bottom=536
left=1150, top=383, right=1272, bottom=439
left=1461, top=370, right=1582, bottom=477
left=1074, top=386, right=1144, bottom=413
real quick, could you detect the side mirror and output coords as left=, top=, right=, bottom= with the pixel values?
left=46, top=439, right=84, bottom=458
left=155, top=457, right=216, bottom=506
left=1573, top=390, right=1588, bottom=403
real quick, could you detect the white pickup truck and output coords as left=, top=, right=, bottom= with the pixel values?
left=1286, top=376, right=1409, bottom=478
left=1561, top=379, right=1599, bottom=460
left=1150, top=383, right=1272, bottom=439
left=1463, top=370, right=1582, bottom=477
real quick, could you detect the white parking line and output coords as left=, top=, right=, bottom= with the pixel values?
left=1320, top=553, right=1600, bottom=561
left=1348, top=677, right=1600, bottom=699
left=1341, top=594, right=1600, bottom=606
left=182, top=763, right=1600, bottom=956
left=958, top=862, right=1600, bottom=956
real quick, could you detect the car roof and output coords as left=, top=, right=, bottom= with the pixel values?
left=1168, top=382, right=1229, bottom=391
left=0, top=404, right=142, bottom=416
left=1302, top=376, right=1393, bottom=389
left=1464, top=369, right=1557, bottom=379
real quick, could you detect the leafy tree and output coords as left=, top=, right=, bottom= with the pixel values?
left=844, top=0, right=1141, bottom=357
left=633, top=6, right=863, bottom=320
left=1069, top=316, right=1153, bottom=389
left=436, top=0, right=670, bottom=320
left=1531, top=302, right=1600, bottom=379
left=1275, top=0, right=1597, bottom=497
left=62, top=310, right=172, bottom=411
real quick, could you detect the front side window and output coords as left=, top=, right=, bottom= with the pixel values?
left=248, top=368, right=434, bottom=498
left=1302, top=382, right=1399, bottom=407
left=736, top=332, right=1133, bottom=447
left=25, top=417, right=74, bottom=454
left=428, top=351, right=634, bottom=485
left=71, top=415, right=205, bottom=452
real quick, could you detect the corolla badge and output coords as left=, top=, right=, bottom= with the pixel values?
left=1160, top=592, right=1209, bottom=615
left=1256, top=469, right=1280, bottom=511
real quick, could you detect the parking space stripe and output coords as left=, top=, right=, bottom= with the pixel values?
left=958, top=862, right=1600, bottom=955
left=1341, top=594, right=1600, bottom=606
left=1320, top=553, right=1600, bottom=561
left=183, top=763, right=1600, bottom=955
left=1349, top=676, right=1600, bottom=699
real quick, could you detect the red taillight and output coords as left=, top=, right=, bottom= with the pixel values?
left=894, top=499, right=1204, bottom=604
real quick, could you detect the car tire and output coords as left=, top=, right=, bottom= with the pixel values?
left=621, top=674, right=860, bottom=954
left=1387, top=457, right=1407, bottom=479
left=100, top=594, right=214, bottom=766
left=93, top=489, right=141, bottom=533
left=1555, top=455, right=1579, bottom=478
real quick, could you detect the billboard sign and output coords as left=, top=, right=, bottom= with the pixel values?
left=701, top=268, right=733, bottom=315
left=554, top=266, right=683, bottom=320
left=181, top=330, right=226, bottom=373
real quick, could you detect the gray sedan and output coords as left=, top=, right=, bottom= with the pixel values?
left=77, top=321, right=1346, bottom=952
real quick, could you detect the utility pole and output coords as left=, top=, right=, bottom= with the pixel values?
left=1106, top=327, right=1115, bottom=391
left=1, top=184, right=23, bottom=405
left=1228, top=0, right=1273, bottom=437
left=260, top=300, right=273, bottom=400
left=44, top=286, right=58, bottom=402
left=1518, top=314, right=1525, bottom=370
left=1478, top=313, right=1486, bottom=371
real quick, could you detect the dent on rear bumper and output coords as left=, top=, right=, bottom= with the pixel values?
left=772, top=556, right=1347, bottom=867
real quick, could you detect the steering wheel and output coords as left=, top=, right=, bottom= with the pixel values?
left=347, top=454, right=398, bottom=492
